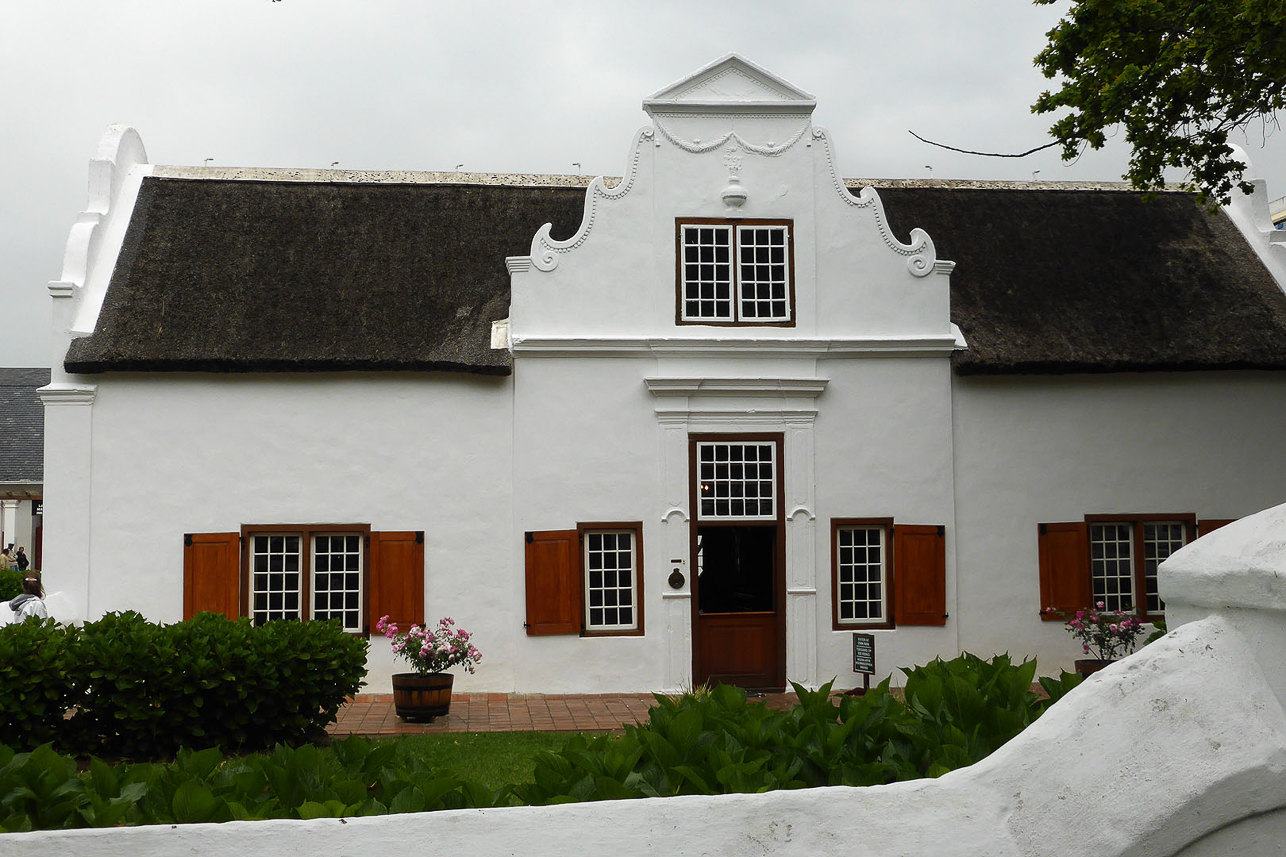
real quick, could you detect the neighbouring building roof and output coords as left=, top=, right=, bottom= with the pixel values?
left=64, top=174, right=1286, bottom=376
left=0, top=368, right=50, bottom=484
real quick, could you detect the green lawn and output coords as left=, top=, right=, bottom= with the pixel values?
left=379, top=731, right=602, bottom=792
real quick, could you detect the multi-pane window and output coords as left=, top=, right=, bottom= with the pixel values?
left=1089, top=518, right=1189, bottom=616
left=583, top=529, right=637, bottom=632
left=250, top=534, right=302, bottom=624
left=312, top=534, right=364, bottom=632
left=248, top=527, right=366, bottom=632
left=678, top=220, right=792, bottom=324
left=1089, top=523, right=1134, bottom=612
left=697, top=441, right=777, bottom=520
left=1142, top=522, right=1185, bottom=615
left=835, top=526, right=886, bottom=625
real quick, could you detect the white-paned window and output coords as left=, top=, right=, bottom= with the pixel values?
left=583, top=529, right=638, bottom=632
left=1142, top=521, right=1186, bottom=615
left=679, top=220, right=792, bottom=324
left=312, top=534, right=364, bottom=632
left=697, top=441, right=777, bottom=520
left=1089, top=523, right=1135, bottom=613
left=248, top=527, right=367, bottom=631
left=835, top=525, right=886, bottom=625
left=1089, top=519, right=1188, bottom=616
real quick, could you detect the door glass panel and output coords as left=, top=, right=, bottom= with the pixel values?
left=696, top=526, right=775, bottom=613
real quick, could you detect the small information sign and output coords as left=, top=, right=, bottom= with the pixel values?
left=852, top=632, right=875, bottom=676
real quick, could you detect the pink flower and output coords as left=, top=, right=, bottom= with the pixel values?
left=1109, top=624, right=1119, bottom=633
left=1097, top=601, right=1105, bottom=609
left=1083, top=644, right=1090, bottom=654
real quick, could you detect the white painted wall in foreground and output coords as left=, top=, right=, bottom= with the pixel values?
left=10, top=502, right=1286, bottom=856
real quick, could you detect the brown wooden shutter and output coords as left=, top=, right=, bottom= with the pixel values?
left=893, top=525, right=947, bottom=626
left=370, top=531, right=425, bottom=630
left=1198, top=519, right=1236, bottom=537
left=1038, top=522, right=1091, bottom=620
left=183, top=532, right=240, bottom=620
left=525, top=529, right=580, bottom=635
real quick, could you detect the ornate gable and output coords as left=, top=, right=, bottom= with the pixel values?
left=643, top=54, right=816, bottom=117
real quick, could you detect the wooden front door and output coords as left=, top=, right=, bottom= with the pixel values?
left=690, top=435, right=786, bottom=691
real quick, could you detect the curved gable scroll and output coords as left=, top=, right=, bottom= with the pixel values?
left=529, top=128, right=650, bottom=273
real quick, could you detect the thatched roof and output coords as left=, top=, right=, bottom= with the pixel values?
left=873, top=185, right=1286, bottom=375
left=65, top=177, right=587, bottom=375
left=65, top=175, right=1286, bottom=376
left=0, top=368, right=50, bottom=485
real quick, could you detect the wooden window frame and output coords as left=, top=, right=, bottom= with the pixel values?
left=1084, top=514, right=1194, bottom=622
left=675, top=218, right=796, bottom=327
left=831, top=518, right=895, bottom=631
left=577, top=521, right=645, bottom=637
left=240, top=523, right=372, bottom=633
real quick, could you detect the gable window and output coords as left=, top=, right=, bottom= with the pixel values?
left=677, top=219, right=794, bottom=325
left=830, top=518, right=948, bottom=630
left=524, top=522, right=645, bottom=636
left=1039, top=514, right=1202, bottom=621
left=182, top=526, right=425, bottom=634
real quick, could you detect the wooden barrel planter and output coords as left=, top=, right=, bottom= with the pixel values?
left=391, top=672, right=454, bottom=722
left=1074, top=658, right=1115, bottom=679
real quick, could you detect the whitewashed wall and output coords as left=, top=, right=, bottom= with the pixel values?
left=951, top=371, right=1286, bottom=675
left=50, top=373, right=516, bottom=694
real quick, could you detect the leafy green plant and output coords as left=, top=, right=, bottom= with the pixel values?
left=511, top=653, right=1080, bottom=805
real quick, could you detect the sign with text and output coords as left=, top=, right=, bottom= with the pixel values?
left=852, top=632, right=875, bottom=675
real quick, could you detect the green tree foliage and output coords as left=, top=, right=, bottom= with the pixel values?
left=1033, top=0, right=1286, bottom=203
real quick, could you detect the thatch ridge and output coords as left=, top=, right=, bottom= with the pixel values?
left=64, top=178, right=1286, bottom=376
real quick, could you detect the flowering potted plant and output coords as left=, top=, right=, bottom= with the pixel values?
left=1048, top=602, right=1146, bottom=677
left=377, top=615, right=481, bottom=722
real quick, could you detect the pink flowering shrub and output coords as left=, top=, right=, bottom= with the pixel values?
left=376, top=615, right=482, bottom=676
left=1047, top=602, right=1146, bottom=660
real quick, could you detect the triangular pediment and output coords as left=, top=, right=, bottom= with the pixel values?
left=643, top=54, right=816, bottom=116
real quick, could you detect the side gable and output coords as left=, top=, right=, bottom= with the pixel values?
left=874, top=185, right=1286, bottom=374
left=64, top=177, right=587, bottom=374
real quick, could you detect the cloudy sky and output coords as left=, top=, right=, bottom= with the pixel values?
left=5, top=0, right=1286, bottom=367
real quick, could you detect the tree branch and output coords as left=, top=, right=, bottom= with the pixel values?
left=907, top=131, right=1062, bottom=158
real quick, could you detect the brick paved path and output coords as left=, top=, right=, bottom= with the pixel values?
left=328, top=691, right=806, bottom=736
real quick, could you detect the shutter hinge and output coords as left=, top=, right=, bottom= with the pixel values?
left=365, top=534, right=371, bottom=548
left=937, top=525, right=945, bottom=537
left=239, top=534, right=245, bottom=546
left=1039, top=523, right=1047, bottom=536
left=184, top=534, right=192, bottom=547
left=415, top=531, right=424, bottom=544
left=525, top=532, right=533, bottom=544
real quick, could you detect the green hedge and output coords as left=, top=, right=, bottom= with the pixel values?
left=0, top=568, right=26, bottom=601
left=0, top=612, right=367, bottom=757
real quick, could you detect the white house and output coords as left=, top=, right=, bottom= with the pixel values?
left=40, top=56, right=1286, bottom=693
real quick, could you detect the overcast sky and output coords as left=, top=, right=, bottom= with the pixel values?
left=5, top=0, right=1286, bottom=367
